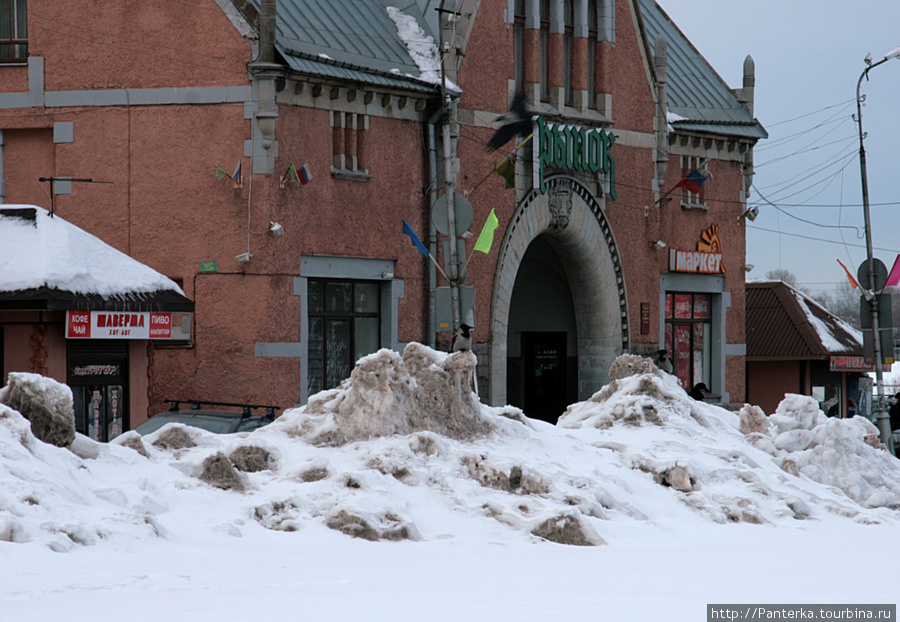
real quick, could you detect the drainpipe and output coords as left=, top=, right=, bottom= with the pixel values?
left=249, top=0, right=280, bottom=175
left=740, top=55, right=756, bottom=201
left=425, top=107, right=446, bottom=348
left=653, top=35, right=669, bottom=200
left=0, top=130, right=5, bottom=203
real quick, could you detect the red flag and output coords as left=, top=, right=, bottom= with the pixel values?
left=885, top=255, right=900, bottom=287
left=837, top=259, right=859, bottom=289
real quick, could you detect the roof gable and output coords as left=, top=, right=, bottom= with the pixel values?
left=638, top=0, right=767, bottom=140
left=746, top=281, right=862, bottom=359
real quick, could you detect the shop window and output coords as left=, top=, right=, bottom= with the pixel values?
left=0, top=0, right=27, bottom=63
left=664, top=292, right=711, bottom=390
left=513, top=0, right=526, bottom=92
left=307, top=279, right=381, bottom=395
left=812, top=385, right=841, bottom=418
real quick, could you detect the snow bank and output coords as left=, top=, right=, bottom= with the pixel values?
left=741, top=394, right=900, bottom=509
left=1, top=350, right=898, bottom=554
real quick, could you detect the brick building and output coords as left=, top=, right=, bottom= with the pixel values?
left=0, top=0, right=765, bottom=431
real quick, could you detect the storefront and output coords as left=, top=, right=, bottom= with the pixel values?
left=0, top=206, right=194, bottom=437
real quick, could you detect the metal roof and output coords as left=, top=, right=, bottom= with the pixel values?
left=249, top=0, right=443, bottom=94
left=746, top=281, right=861, bottom=359
left=639, top=0, right=768, bottom=140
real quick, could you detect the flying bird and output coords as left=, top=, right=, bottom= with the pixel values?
left=486, top=92, right=531, bottom=151
left=451, top=323, right=473, bottom=352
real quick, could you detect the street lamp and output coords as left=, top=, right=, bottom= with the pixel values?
left=855, top=46, right=900, bottom=449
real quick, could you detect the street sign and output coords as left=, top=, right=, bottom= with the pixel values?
left=431, top=193, right=473, bottom=237
left=857, top=258, right=888, bottom=290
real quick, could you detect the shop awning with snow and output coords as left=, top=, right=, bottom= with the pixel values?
left=0, top=206, right=193, bottom=313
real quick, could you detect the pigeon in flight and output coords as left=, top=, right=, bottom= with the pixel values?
left=486, top=92, right=531, bottom=151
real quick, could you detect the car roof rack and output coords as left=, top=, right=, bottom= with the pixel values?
left=165, top=399, right=281, bottom=418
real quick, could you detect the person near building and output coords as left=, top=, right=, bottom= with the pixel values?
left=688, top=382, right=709, bottom=401
left=889, top=392, right=900, bottom=431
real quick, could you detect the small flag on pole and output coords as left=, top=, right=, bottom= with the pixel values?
left=743, top=206, right=759, bottom=221
left=837, top=259, right=859, bottom=289
left=231, top=160, right=242, bottom=188
left=886, top=255, right=900, bottom=287
left=402, top=219, right=430, bottom=258
left=473, top=209, right=500, bottom=254
left=214, top=164, right=228, bottom=180
left=298, top=164, right=312, bottom=185
left=281, top=162, right=300, bottom=188
left=492, top=151, right=517, bottom=189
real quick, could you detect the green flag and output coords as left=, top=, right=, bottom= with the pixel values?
left=473, top=209, right=499, bottom=254
left=214, top=164, right=228, bottom=180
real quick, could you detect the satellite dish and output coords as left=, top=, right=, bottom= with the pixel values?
left=858, top=258, right=888, bottom=290
left=431, top=193, right=473, bottom=237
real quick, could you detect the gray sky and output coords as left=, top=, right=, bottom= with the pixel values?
left=657, top=0, right=900, bottom=296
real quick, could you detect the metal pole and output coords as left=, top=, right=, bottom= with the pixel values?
left=855, top=56, right=894, bottom=448
left=438, top=12, right=461, bottom=333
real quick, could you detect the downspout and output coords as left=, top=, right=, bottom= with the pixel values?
left=740, top=55, right=756, bottom=201
left=0, top=130, right=5, bottom=204
left=653, top=35, right=669, bottom=200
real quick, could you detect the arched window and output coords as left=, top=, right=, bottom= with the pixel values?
left=587, top=0, right=597, bottom=109
left=539, top=0, right=550, bottom=102
left=563, top=0, right=574, bottom=106
left=514, top=0, right=526, bottom=92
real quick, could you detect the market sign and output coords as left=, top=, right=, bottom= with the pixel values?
left=669, top=250, right=723, bottom=274
left=533, top=116, right=616, bottom=198
left=668, top=224, right=727, bottom=275
left=66, top=311, right=174, bottom=339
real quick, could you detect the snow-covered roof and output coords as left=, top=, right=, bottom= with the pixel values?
left=0, top=205, right=192, bottom=312
left=266, top=0, right=448, bottom=95
left=746, top=280, right=862, bottom=358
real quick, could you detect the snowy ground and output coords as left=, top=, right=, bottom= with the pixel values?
left=2, top=348, right=898, bottom=621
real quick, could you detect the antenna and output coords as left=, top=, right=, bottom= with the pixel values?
left=38, top=177, right=114, bottom=217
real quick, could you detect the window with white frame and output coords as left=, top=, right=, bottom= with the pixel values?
left=0, top=0, right=27, bottom=62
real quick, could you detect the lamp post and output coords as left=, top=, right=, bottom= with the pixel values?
left=855, top=47, right=900, bottom=449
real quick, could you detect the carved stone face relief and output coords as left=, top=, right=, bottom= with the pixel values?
left=548, top=181, right=572, bottom=230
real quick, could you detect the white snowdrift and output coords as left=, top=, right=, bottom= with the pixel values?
left=1, top=347, right=898, bottom=555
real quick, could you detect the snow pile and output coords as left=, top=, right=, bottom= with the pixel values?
left=1, top=348, right=899, bottom=554
left=742, top=394, right=900, bottom=509
left=295, top=344, right=499, bottom=444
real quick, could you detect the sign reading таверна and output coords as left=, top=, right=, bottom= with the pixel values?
left=66, top=311, right=174, bottom=339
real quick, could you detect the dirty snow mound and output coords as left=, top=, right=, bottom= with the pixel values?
left=292, top=344, right=492, bottom=444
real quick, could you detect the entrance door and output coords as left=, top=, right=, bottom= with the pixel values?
left=67, top=340, right=128, bottom=442
left=522, top=332, right=568, bottom=423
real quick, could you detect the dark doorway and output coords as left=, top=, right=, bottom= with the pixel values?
left=522, top=332, right=568, bottom=422
left=67, top=340, right=128, bottom=442
left=506, top=236, right=578, bottom=423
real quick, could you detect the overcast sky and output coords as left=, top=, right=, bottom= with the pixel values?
left=657, top=1, right=900, bottom=295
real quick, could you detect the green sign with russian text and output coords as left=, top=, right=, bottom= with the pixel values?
left=532, top=116, right=616, bottom=199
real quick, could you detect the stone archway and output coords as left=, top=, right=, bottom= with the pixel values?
left=489, top=175, right=628, bottom=407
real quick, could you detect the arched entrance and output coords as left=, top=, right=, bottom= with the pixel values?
left=489, top=176, right=628, bottom=420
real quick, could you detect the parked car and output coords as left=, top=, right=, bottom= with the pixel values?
left=133, top=399, right=280, bottom=435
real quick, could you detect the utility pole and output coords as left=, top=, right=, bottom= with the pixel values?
left=855, top=47, right=900, bottom=450
left=438, top=6, right=461, bottom=332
